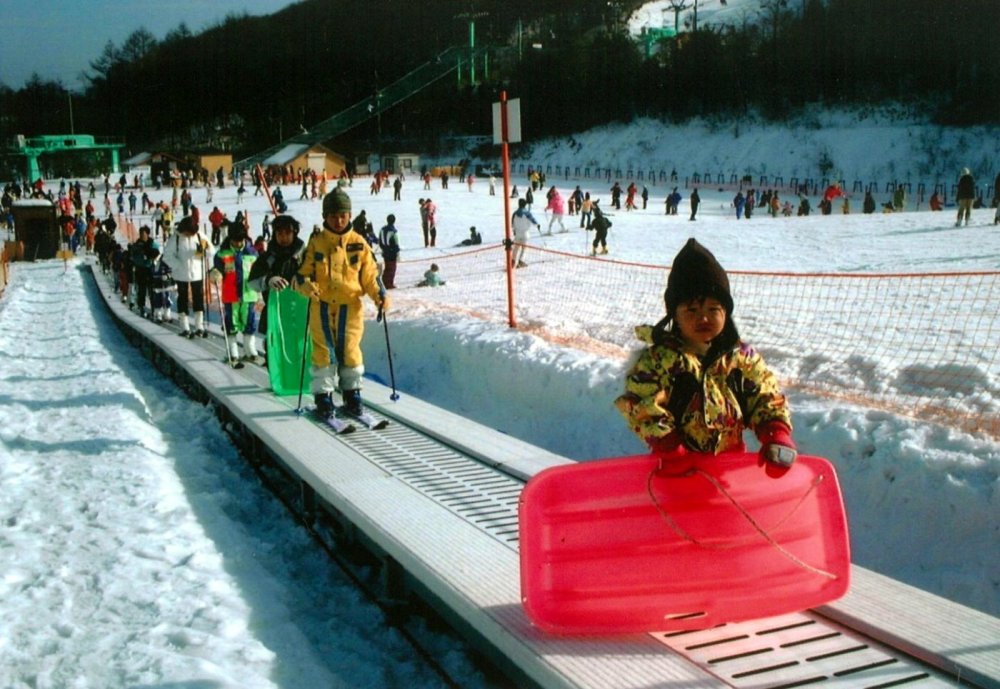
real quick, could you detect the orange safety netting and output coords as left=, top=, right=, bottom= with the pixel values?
left=388, top=244, right=1000, bottom=438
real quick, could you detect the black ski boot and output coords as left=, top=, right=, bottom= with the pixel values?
left=314, top=393, right=336, bottom=419
left=342, top=389, right=364, bottom=417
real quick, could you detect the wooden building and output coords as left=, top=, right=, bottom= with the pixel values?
left=261, top=143, right=347, bottom=179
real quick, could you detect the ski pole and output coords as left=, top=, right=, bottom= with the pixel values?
left=295, top=298, right=313, bottom=413
left=213, top=279, right=243, bottom=369
left=377, top=307, right=400, bottom=401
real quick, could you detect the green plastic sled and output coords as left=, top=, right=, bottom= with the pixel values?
left=266, top=289, right=313, bottom=396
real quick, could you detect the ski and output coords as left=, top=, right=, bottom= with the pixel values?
left=298, top=406, right=356, bottom=434
left=336, top=407, right=389, bottom=430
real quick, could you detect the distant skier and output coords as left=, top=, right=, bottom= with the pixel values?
left=610, top=181, right=622, bottom=210
left=590, top=201, right=611, bottom=255
left=544, top=187, right=566, bottom=234
left=863, top=190, right=876, bottom=214
left=378, top=214, right=400, bottom=289
left=511, top=198, right=540, bottom=268
left=733, top=191, right=745, bottom=219
left=956, top=167, right=975, bottom=227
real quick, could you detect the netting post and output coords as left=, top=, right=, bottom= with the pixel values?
left=499, top=91, right=517, bottom=329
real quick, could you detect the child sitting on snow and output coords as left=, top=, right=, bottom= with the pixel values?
left=615, top=238, right=797, bottom=467
left=417, top=263, right=445, bottom=287
left=459, top=226, right=482, bottom=246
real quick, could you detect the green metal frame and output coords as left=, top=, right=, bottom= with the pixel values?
left=11, top=134, right=126, bottom=181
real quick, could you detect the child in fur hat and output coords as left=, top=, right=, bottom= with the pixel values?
left=614, top=238, right=797, bottom=467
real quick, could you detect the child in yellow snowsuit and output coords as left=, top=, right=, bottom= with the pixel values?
left=295, top=187, right=389, bottom=418
left=615, top=238, right=797, bottom=467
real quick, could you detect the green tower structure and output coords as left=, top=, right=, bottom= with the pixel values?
left=10, top=134, right=126, bottom=182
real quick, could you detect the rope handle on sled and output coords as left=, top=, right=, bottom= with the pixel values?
left=646, top=464, right=839, bottom=580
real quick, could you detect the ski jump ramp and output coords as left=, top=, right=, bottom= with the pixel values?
left=236, top=46, right=466, bottom=170
left=87, top=262, right=999, bottom=689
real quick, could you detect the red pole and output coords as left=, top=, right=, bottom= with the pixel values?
left=501, top=90, right=517, bottom=329
left=255, top=164, right=278, bottom=216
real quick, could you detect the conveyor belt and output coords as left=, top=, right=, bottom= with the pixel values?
left=335, top=421, right=525, bottom=546
left=655, top=613, right=963, bottom=688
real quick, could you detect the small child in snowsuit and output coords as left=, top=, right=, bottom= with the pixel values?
left=247, top=214, right=306, bottom=361
left=113, top=244, right=132, bottom=304
left=418, top=263, right=445, bottom=287
left=590, top=201, right=611, bottom=255
left=149, top=247, right=177, bottom=324
left=210, top=222, right=260, bottom=362
left=615, top=238, right=797, bottom=467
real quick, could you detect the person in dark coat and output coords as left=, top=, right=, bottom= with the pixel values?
left=863, top=191, right=876, bottom=214
left=248, top=214, right=306, bottom=360
left=689, top=188, right=701, bottom=221
left=378, top=214, right=401, bottom=289
left=956, top=167, right=975, bottom=227
left=460, top=226, right=482, bottom=246
left=610, top=182, right=622, bottom=210
left=130, top=226, right=157, bottom=317
left=590, top=202, right=611, bottom=255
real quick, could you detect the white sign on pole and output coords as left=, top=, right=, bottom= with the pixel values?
left=492, top=98, right=522, bottom=144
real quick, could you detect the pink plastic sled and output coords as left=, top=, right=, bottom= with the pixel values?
left=519, top=451, right=850, bottom=634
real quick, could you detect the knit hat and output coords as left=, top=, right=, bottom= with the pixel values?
left=664, top=238, right=734, bottom=317
left=177, top=216, right=197, bottom=234
left=271, top=214, right=300, bottom=235
left=322, top=187, right=352, bottom=215
left=227, top=222, right=247, bottom=243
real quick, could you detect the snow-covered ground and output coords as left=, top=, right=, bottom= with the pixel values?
left=2, top=107, right=999, bottom=687
left=0, top=260, right=491, bottom=688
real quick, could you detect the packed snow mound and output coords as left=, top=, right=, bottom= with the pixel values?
left=518, top=108, right=1000, bottom=185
